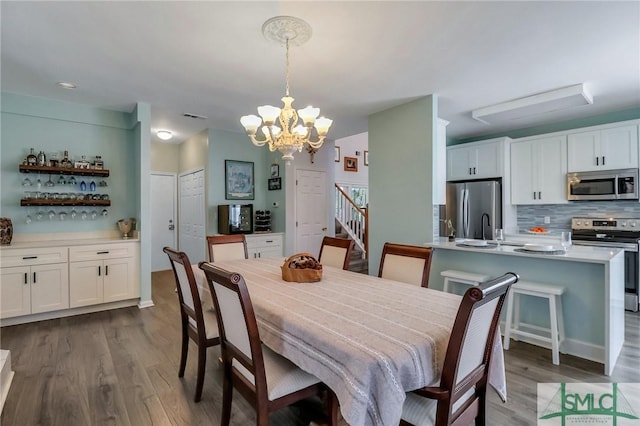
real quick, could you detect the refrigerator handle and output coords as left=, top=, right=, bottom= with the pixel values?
left=463, top=189, right=469, bottom=238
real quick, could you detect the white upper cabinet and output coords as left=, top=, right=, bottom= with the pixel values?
left=511, top=136, right=568, bottom=205
left=447, top=138, right=505, bottom=181
left=568, top=125, right=638, bottom=172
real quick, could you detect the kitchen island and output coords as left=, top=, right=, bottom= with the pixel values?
left=426, top=239, right=625, bottom=375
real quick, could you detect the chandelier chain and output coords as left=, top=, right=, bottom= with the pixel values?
left=285, top=38, right=290, bottom=97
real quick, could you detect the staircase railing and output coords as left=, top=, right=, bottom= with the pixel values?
left=335, top=184, right=368, bottom=258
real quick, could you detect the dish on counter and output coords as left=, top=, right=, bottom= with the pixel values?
left=460, top=239, right=489, bottom=247
left=527, top=226, right=549, bottom=234
left=522, top=243, right=556, bottom=252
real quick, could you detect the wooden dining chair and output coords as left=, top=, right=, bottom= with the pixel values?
left=378, top=243, right=434, bottom=287
left=207, top=234, right=248, bottom=262
left=163, top=247, right=220, bottom=402
left=318, top=236, right=355, bottom=270
left=199, top=261, right=338, bottom=426
left=400, top=272, right=519, bottom=426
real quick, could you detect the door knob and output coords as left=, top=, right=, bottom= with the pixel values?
left=322, top=227, right=327, bottom=231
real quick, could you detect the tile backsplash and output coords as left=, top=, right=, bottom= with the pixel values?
left=517, top=201, right=640, bottom=231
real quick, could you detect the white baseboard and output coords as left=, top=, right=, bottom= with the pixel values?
left=0, top=299, right=139, bottom=327
left=138, top=300, right=155, bottom=309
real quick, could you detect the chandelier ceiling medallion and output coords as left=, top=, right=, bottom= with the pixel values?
left=240, top=16, right=332, bottom=162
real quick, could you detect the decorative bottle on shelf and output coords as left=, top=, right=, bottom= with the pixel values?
left=94, top=155, right=104, bottom=170
left=80, top=180, right=87, bottom=191
left=26, top=148, right=37, bottom=166
left=89, top=181, right=96, bottom=192
left=61, top=150, right=72, bottom=168
left=37, top=151, right=46, bottom=166
left=77, top=155, right=90, bottom=169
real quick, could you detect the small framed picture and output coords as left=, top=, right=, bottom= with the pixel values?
left=268, top=177, right=282, bottom=191
left=344, top=156, right=358, bottom=172
left=334, top=146, right=341, bottom=163
left=364, top=150, right=369, bottom=166
left=270, top=164, right=279, bottom=178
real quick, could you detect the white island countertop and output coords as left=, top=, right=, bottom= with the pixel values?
left=428, top=238, right=622, bottom=264
left=426, top=237, right=625, bottom=376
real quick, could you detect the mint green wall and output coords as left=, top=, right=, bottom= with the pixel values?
left=131, top=102, right=152, bottom=305
left=208, top=129, right=281, bottom=234
left=1, top=93, right=137, bottom=234
left=368, top=96, right=437, bottom=275
left=454, top=107, right=640, bottom=145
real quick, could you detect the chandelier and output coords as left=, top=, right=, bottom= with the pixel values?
left=240, top=16, right=332, bottom=162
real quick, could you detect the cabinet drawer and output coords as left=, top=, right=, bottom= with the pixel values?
left=246, top=234, right=283, bottom=249
left=0, top=246, right=68, bottom=268
left=69, top=243, right=135, bottom=262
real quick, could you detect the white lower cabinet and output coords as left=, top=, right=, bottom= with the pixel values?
left=0, top=246, right=69, bottom=319
left=0, top=263, right=69, bottom=319
left=245, top=233, right=283, bottom=259
left=69, top=243, right=140, bottom=308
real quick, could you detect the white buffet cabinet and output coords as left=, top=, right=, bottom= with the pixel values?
left=245, top=233, right=283, bottom=259
left=0, top=238, right=140, bottom=326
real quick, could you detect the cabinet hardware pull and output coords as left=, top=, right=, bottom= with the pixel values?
left=533, top=192, right=536, bottom=200
left=596, top=157, right=599, bottom=166
left=266, top=240, right=273, bottom=243
left=258, top=253, right=261, bottom=258
left=538, top=191, right=542, bottom=199
left=22, top=256, right=38, bottom=259
left=33, top=272, right=36, bottom=283
left=24, top=273, right=28, bottom=284
left=469, top=168, right=472, bottom=175
left=98, top=266, right=101, bottom=276
left=602, top=156, right=605, bottom=165
left=473, top=167, right=476, bottom=174
left=106, top=265, right=109, bottom=276
left=97, top=251, right=109, bottom=254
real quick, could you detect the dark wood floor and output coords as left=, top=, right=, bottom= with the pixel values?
left=1, top=270, right=638, bottom=425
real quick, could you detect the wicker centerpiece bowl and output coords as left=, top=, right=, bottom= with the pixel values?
left=281, top=253, right=323, bottom=283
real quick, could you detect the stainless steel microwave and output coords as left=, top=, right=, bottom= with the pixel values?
left=567, top=168, right=639, bottom=201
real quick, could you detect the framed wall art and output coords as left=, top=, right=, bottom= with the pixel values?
left=344, top=156, right=358, bottom=172
left=268, top=177, right=282, bottom=191
left=270, top=163, right=279, bottom=177
left=225, top=160, right=254, bottom=200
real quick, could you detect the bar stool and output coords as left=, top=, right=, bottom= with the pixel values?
left=503, top=280, right=565, bottom=365
left=441, top=270, right=489, bottom=294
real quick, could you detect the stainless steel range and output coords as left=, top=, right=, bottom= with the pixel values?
left=572, top=217, right=640, bottom=312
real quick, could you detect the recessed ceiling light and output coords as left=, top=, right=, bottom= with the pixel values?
left=156, top=130, right=173, bottom=140
left=56, top=82, right=77, bottom=89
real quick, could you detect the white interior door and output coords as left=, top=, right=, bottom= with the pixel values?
left=296, top=169, right=327, bottom=256
left=151, top=173, right=177, bottom=271
left=179, top=169, right=206, bottom=263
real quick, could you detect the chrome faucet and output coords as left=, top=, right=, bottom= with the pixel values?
left=481, top=213, right=491, bottom=240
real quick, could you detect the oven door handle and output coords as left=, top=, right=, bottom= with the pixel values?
left=572, top=240, right=639, bottom=252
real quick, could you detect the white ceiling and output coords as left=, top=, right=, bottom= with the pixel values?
left=1, top=1, right=639, bottom=144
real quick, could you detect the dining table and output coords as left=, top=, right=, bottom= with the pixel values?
left=193, top=257, right=506, bottom=426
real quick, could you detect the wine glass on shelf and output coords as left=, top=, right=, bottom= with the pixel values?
left=494, top=228, right=504, bottom=248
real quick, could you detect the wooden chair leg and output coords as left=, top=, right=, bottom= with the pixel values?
left=178, top=324, right=188, bottom=378
left=194, top=343, right=206, bottom=402
left=221, top=363, right=233, bottom=426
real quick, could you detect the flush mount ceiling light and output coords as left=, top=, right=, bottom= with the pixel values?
left=472, top=84, right=593, bottom=124
left=56, top=81, right=77, bottom=89
left=240, top=16, right=333, bottom=162
left=156, top=130, right=173, bottom=140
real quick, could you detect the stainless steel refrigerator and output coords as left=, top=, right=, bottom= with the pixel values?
left=444, top=180, right=502, bottom=240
